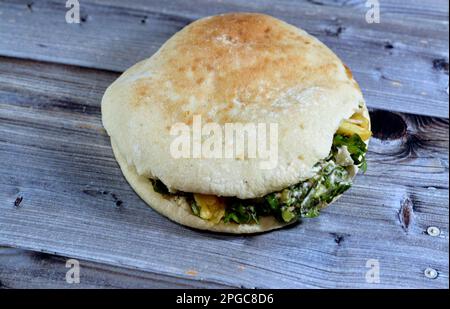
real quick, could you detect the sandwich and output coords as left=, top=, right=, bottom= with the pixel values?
left=101, top=13, right=371, bottom=233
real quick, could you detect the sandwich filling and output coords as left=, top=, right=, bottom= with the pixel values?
left=150, top=111, right=370, bottom=225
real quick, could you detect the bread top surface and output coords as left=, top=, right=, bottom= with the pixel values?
left=102, top=13, right=365, bottom=199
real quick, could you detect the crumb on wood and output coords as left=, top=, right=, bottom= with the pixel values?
left=390, top=80, right=402, bottom=87
left=185, top=269, right=198, bottom=276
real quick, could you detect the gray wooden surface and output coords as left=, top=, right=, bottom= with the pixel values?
left=0, top=0, right=448, bottom=288
left=0, top=0, right=448, bottom=117
left=0, top=247, right=228, bottom=288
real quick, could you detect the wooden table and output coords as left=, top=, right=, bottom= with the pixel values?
left=0, top=0, right=448, bottom=288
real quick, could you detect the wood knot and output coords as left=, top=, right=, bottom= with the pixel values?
left=370, top=110, right=407, bottom=140
left=306, top=0, right=324, bottom=5
left=26, top=1, right=33, bottom=12
left=83, top=188, right=108, bottom=197
left=432, top=58, right=449, bottom=74
left=325, top=26, right=345, bottom=37
left=111, top=193, right=123, bottom=209
left=83, top=187, right=123, bottom=208
left=80, top=14, right=88, bottom=23
left=330, top=232, right=349, bottom=245
left=14, top=196, right=23, bottom=208
left=332, top=233, right=343, bottom=244
left=384, top=41, right=394, bottom=50
left=398, top=196, right=414, bottom=233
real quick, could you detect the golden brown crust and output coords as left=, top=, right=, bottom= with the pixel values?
left=127, top=13, right=348, bottom=125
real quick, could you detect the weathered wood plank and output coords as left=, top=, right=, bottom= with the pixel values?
left=0, top=57, right=448, bottom=288
left=0, top=247, right=231, bottom=288
left=88, top=0, right=449, bottom=21
left=0, top=0, right=448, bottom=117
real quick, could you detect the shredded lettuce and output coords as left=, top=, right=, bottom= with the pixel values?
left=332, top=134, right=368, bottom=171
left=150, top=133, right=367, bottom=225
left=220, top=133, right=365, bottom=224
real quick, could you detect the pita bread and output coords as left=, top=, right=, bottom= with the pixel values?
left=102, top=13, right=370, bottom=233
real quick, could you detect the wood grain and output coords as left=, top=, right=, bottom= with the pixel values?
left=0, top=247, right=230, bottom=288
left=0, top=56, right=448, bottom=288
left=0, top=0, right=448, bottom=117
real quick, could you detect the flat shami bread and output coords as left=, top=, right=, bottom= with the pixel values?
left=102, top=13, right=371, bottom=233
